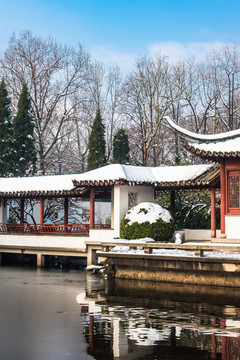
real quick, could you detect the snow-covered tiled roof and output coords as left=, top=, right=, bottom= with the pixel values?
left=185, top=138, right=240, bottom=160
left=165, top=116, right=240, bottom=160
left=0, top=163, right=218, bottom=198
left=73, top=164, right=216, bottom=186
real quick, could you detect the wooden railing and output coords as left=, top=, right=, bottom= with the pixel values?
left=0, top=223, right=90, bottom=235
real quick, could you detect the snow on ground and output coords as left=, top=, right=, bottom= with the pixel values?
left=125, top=202, right=171, bottom=224
left=104, top=239, right=240, bottom=259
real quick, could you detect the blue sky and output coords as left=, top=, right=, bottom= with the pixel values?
left=0, top=0, right=239, bottom=70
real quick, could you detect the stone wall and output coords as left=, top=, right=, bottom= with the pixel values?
left=104, top=253, right=240, bottom=287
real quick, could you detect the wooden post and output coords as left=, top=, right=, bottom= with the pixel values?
left=20, top=199, right=24, bottom=225
left=220, top=159, right=226, bottom=236
left=211, top=333, right=216, bottom=359
left=40, top=197, right=44, bottom=226
left=210, top=187, right=216, bottom=238
left=89, top=314, right=94, bottom=353
left=90, top=188, right=95, bottom=229
left=221, top=335, right=227, bottom=360
left=64, top=197, right=68, bottom=232
left=170, top=190, right=175, bottom=220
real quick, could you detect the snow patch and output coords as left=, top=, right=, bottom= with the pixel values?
left=125, top=202, right=171, bottom=225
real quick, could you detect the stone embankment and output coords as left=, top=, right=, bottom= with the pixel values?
left=98, top=241, right=240, bottom=287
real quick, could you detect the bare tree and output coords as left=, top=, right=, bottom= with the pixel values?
left=83, top=61, right=124, bottom=162
left=122, top=54, right=183, bottom=165
left=0, top=31, right=90, bottom=173
left=206, top=44, right=240, bottom=130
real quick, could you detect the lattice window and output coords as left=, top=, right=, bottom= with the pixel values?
left=128, top=192, right=137, bottom=209
left=229, top=174, right=240, bottom=209
left=8, top=206, right=19, bottom=223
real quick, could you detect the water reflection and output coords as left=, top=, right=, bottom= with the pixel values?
left=77, top=280, right=240, bottom=360
left=1, top=266, right=240, bottom=359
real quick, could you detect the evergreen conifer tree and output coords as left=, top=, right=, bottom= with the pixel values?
left=13, top=82, right=37, bottom=176
left=112, top=128, right=130, bottom=164
left=0, top=78, right=14, bottom=176
left=87, top=109, right=107, bottom=171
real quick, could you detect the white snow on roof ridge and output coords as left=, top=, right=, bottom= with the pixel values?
left=165, top=116, right=240, bottom=142
left=189, top=138, right=240, bottom=153
left=0, top=173, right=76, bottom=192
left=72, top=164, right=128, bottom=183
left=0, top=163, right=214, bottom=193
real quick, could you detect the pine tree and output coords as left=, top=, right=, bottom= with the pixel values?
left=87, top=109, right=107, bottom=171
left=112, top=128, right=130, bottom=164
left=13, top=82, right=37, bottom=176
left=0, top=78, right=14, bottom=176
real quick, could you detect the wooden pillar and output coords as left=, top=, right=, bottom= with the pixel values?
left=170, top=190, right=175, bottom=220
left=89, top=188, right=95, bottom=229
left=40, top=197, right=44, bottom=226
left=220, top=159, right=226, bottom=236
left=20, top=199, right=24, bottom=225
left=211, top=333, right=216, bottom=359
left=64, top=197, right=69, bottom=232
left=221, top=335, right=227, bottom=360
left=210, top=187, right=216, bottom=238
left=89, top=314, right=94, bottom=353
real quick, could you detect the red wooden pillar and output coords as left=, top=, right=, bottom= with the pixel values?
left=64, top=198, right=68, bottom=225
left=20, top=199, right=24, bottom=225
left=40, top=197, right=44, bottom=226
left=89, top=314, right=94, bottom=353
left=211, top=187, right=216, bottom=238
left=90, top=188, right=95, bottom=229
left=170, top=190, right=175, bottom=220
left=221, top=336, right=227, bottom=360
left=211, top=333, right=217, bottom=359
left=220, top=159, right=226, bottom=236
left=64, top=197, right=69, bottom=233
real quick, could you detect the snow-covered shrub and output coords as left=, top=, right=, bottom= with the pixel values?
left=120, top=202, right=175, bottom=242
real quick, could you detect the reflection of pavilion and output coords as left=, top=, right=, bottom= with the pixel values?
left=76, top=282, right=240, bottom=359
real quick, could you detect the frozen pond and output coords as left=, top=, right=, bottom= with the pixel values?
left=0, top=266, right=240, bottom=359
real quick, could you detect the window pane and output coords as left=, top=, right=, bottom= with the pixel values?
left=229, top=175, right=239, bottom=208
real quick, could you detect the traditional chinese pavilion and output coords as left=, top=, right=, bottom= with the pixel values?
left=0, top=162, right=219, bottom=266
left=165, top=116, right=240, bottom=240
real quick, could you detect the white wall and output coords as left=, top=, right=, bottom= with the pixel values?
left=183, top=229, right=221, bottom=241
left=0, top=234, right=87, bottom=249
left=89, top=229, right=115, bottom=242
left=0, top=200, right=7, bottom=223
left=113, top=185, right=155, bottom=238
left=225, top=216, right=240, bottom=239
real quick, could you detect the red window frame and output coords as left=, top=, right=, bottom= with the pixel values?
left=227, top=170, right=240, bottom=215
